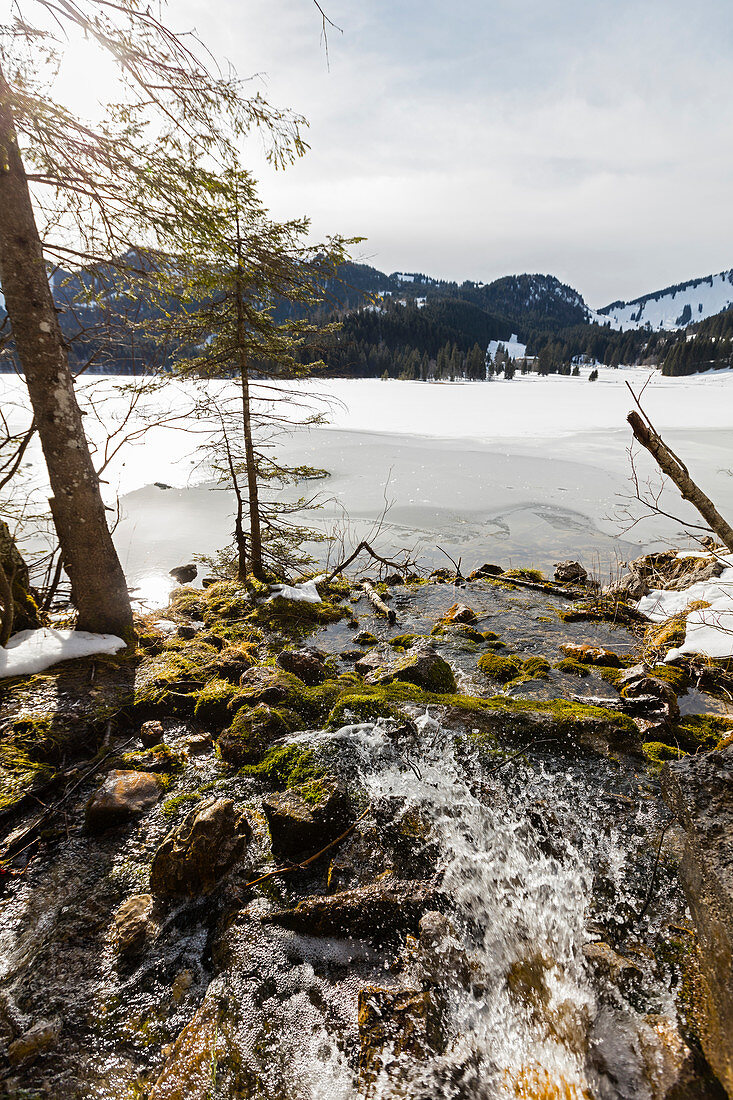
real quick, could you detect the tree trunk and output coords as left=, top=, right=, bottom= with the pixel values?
left=0, top=67, right=133, bottom=639
left=628, top=411, right=733, bottom=553
left=238, top=350, right=264, bottom=579
left=0, top=518, right=41, bottom=634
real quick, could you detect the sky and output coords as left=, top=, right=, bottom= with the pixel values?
left=54, top=0, right=733, bottom=306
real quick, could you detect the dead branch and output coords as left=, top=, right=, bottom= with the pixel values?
left=627, top=406, right=733, bottom=552
left=362, top=580, right=396, bottom=623
left=327, top=540, right=409, bottom=582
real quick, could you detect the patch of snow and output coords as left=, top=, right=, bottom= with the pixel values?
left=0, top=628, right=126, bottom=679
left=487, top=334, right=527, bottom=361
left=266, top=576, right=325, bottom=604
left=592, top=270, right=733, bottom=331
left=637, top=554, right=733, bottom=659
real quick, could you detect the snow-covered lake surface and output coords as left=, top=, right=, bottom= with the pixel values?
left=3, top=367, right=733, bottom=598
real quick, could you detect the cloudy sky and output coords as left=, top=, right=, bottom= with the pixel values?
left=64, top=0, right=733, bottom=306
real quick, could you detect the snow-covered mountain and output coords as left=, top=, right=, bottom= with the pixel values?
left=593, top=270, right=733, bottom=331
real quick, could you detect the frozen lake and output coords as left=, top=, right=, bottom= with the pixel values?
left=3, top=368, right=733, bottom=593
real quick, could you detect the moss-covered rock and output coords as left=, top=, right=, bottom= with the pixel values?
left=217, top=704, right=295, bottom=766
left=238, top=742, right=324, bottom=789
left=193, top=677, right=244, bottom=724
left=367, top=648, right=457, bottom=694
left=430, top=623, right=485, bottom=645
left=477, top=651, right=522, bottom=683
left=110, top=743, right=185, bottom=774
left=642, top=742, right=687, bottom=772
left=555, top=658, right=591, bottom=678
left=263, top=777, right=353, bottom=861
left=150, top=797, right=251, bottom=898
left=327, top=693, right=403, bottom=727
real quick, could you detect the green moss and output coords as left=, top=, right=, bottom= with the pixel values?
left=193, top=677, right=243, bottom=724
left=645, top=617, right=687, bottom=651
left=134, top=641, right=221, bottom=711
left=431, top=624, right=486, bottom=644
left=327, top=693, right=402, bottom=727
left=673, top=714, right=733, bottom=752
left=162, top=791, right=203, bottom=816
left=649, top=664, right=690, bottom=693
left=477, top=652, right=522, bottom=683
left=642, top=741, right=687, bottom=772
left=503, top=568, right=546, bottom=582
left=555, top=658, right=591, bottom=678
left=113, top=744, right=185, bottom=773
left=558, top=597, right=641, bottom=625
left=596, top=665, right=623, bottom=687
left=389, top=633, right=419, bottom=649
left=238, top=742, right=324, bottom=789
left=481, top=631, right=501, bottom=642
left=218, top=703, right=296, bottom=766
left=0, top=742, right=54, bottom=812
left=520, top=656, right=551, bottom=678
left=248, top=594, right=344, bottom=639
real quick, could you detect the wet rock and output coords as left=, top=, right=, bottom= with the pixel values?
left=358, top=986, right=444, bottom=1093
left=328, top=826, right=394, bottom=892
left=621, top=675, right=680, bottom=722
left=85, top=770, right=163, bottom=833
left=582, top=941, right=643, bottom=996
left=171, top=968, right=194, bottom=1004
left=262, top=778, right=354, bottom=862
left=340, top=648, right=366, bottom=661
left=263, top=879, right=441, bottom=941
left=218, top=704, right=292, bottom=766
left=355, top=630, right=379, bottom=646
left=366, top=645, right=457, bottom=695
left=140, top=719, right=164, bottom=747
left=148, top=996, right=221, bottom=1100
left=110, top=893, right=157, bottom=958
left=169, top=563, right=198, bottom=584
left=442, top=603, right=476, bottom=624
left=475, top=562, right=504, bottom=577
left=661, top=745, right=733, bottom=1095
left=150, top=797, right=251, bottom=898
left=560, top=643, right=624, bottom=668
left=355, top=645, right=393, bottom=677
left=554, top=560, right=588, bottom=583
left=604, top=572, right=649, bottom=600
left=183, top=732, right=213, bottom=755
left=215, top=644, right=254, bottom=680
left=639, top=1014, right=725, bottom=1100
left=384, top=573, right=405, bottom=586
left=415, top=911, right=472, bottom=988
left=7, top=1018, right=61, bottom=1065
left=276, top=648, right=327, bottom=685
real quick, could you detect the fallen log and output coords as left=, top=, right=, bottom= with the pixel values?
left=362, top=581, right=396, bottom=624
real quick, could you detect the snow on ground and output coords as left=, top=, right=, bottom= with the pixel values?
left=590, top=270, right=733, bottom=331
left=637, top=554, right=733, bottom=660
left=488, top=333, right=527, bottom=360
left=0, top=628, right=126, bottom=679
left=266, top=576, right=325, bottom=604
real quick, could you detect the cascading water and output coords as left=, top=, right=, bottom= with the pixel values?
left=193, top=714, right=675, bottom=1100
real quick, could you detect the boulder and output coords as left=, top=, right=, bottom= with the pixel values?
left=475, top=562, right=504, bottom=577
left=237, top=665, right=303, bottom=705
left=169, top=563, right=198, bottom=584
left=358, top=986, right=444, bottom=1093
left=276, top=648, right=327, bottom=685
left=621, top=676, right=680, bottom=722
left=354, top=630, right=379, bottom=647
left=582, top=941, right=642, bottom=997
left=263, top=778, right=354, bottom=862
left=639, top=1014, right=724, bottom=1100
left=140, top=719, right=164, bottom=747
left=85, top=770, right=162, bottom=833
left=661, top=745, right=733, bottom=1095
left=217, top=704, right=292, bottom=766
left=384, top=573, right=405, bottom=586
left=150, top=797, right=251, bottom=898
left=327, top=826, right=393, bottom=892
left=183, top=732, right=214, bottom=756
left=604, top=572, right=649, bottom=600
left=355, top=645, right=393, bottom=677
left=442, top=603, right=476, bottom=624
left=263, top=879, right=441, bottom=941
left=365, top=645, right=457, bottom=695
left=110, top=893, right=157, bottom=958
left=554, top=560, right=588, bottom=583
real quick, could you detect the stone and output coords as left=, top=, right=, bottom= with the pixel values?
left=183, top=733, right=213, bottom=755
left=110, top=893, right=157, bottom=958
left=365, top=645, right=457, bottom=695
left=140, top=719, right=164, bottom=747
left=276, top=648, right=327, bottom=685
left=237, top=665, right=302, bottom=704
left=661, top=745, right=733, bottom=1095
left=177, top=623, right=199, bottom=640
left=7, top=1018, right=61, bottom=1065
left=639, top=1014, right=721, bottom=1100
left=169, top=563, right=198, bottom=584
left=560, top=643, right=623, bottom=668
left=384, top=573, right=404, bottom=586
left=327, top=826, right=393, bottom=892
left=150, top=797, right=251, bottom=898
left=85, top=770, right=162, bottom=833
left=416, top=911, right=472, bottom=988
left=217, top=704, right=292, bottom=766
left=554, top=560, right=588, bottom=583
left=582, top=941, right=643, bottom=996
left=340, top=649, right=366, bottom=661
left=355, top=645, right=393, bottom=677
left=263, top=879, right=441, bottom=941
left=171, top=968, right=194, bottom=1004
left=621, top=676, right=680, bottom=721
left=358, top=986, right=444, bottom=1093
left=263, top=778, right=354, bottom=862
left=442, top=603, right=476, bottom=624
left=604, top=572, right=649, bottom=600
left=354, top=630, right=379, bottom=646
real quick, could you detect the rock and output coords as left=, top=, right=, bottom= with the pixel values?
left=475, top=562, right=504, bottom=577
left=365, top=644, right=457, bottom=695
left=237, top=665, right=302, bottom=704
left=263, top=879, right=441, bottom=941
left=355, top=630, right=379, bottom=646
left=604, top=572, right=649, bottom=600
left=183, top=732, right=213, bottom=755
left=621, top=676, right=680, bottom=721
left=582, top=941, right=643, bottom=996
left=340, top=649, right=366, bottom=661
left=85, top=770, right=162, bottom=833
left=355, top=645, right=393, bottom=677
left=110, top=893, right=157, bottom=958
left=328, top=826, right=393, bottom=892
left=416, top=911, right=472, bottom=988
left=639, top=1014, right=722, bottom=1100
left=263, top=778, right=354, bottom=862
left=169, top=563, right=198, bottom=584
left=358, top=986, right=444, bottom=1093
left=201, top=575, right=220, bottom=588
left=384, top=573, right=404, bottom=586
left=171, top=968, right=194, bottom=1004
left=150, top=797, right=251, bottom=898
left=554, top=560, right=588, bottom=583
left=217, top=704, right=292, bottom=766
left=560, top=643, right=623, bottom=668
left=177, top=623, right=199, bottom=640
left=661, top=745, right=733, bottom=1095
left=7, top=1018, right=61, bottom=1065
left=276, top=649, right=327, bottom=685
left=442, top=603, right=476, bottom=624
left=215, top=645, right=254, bottom=680
left=140, top=719, right=164, bottom=747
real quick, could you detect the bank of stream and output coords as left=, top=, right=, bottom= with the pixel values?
left=1, top=562, right=732, bottom=1099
